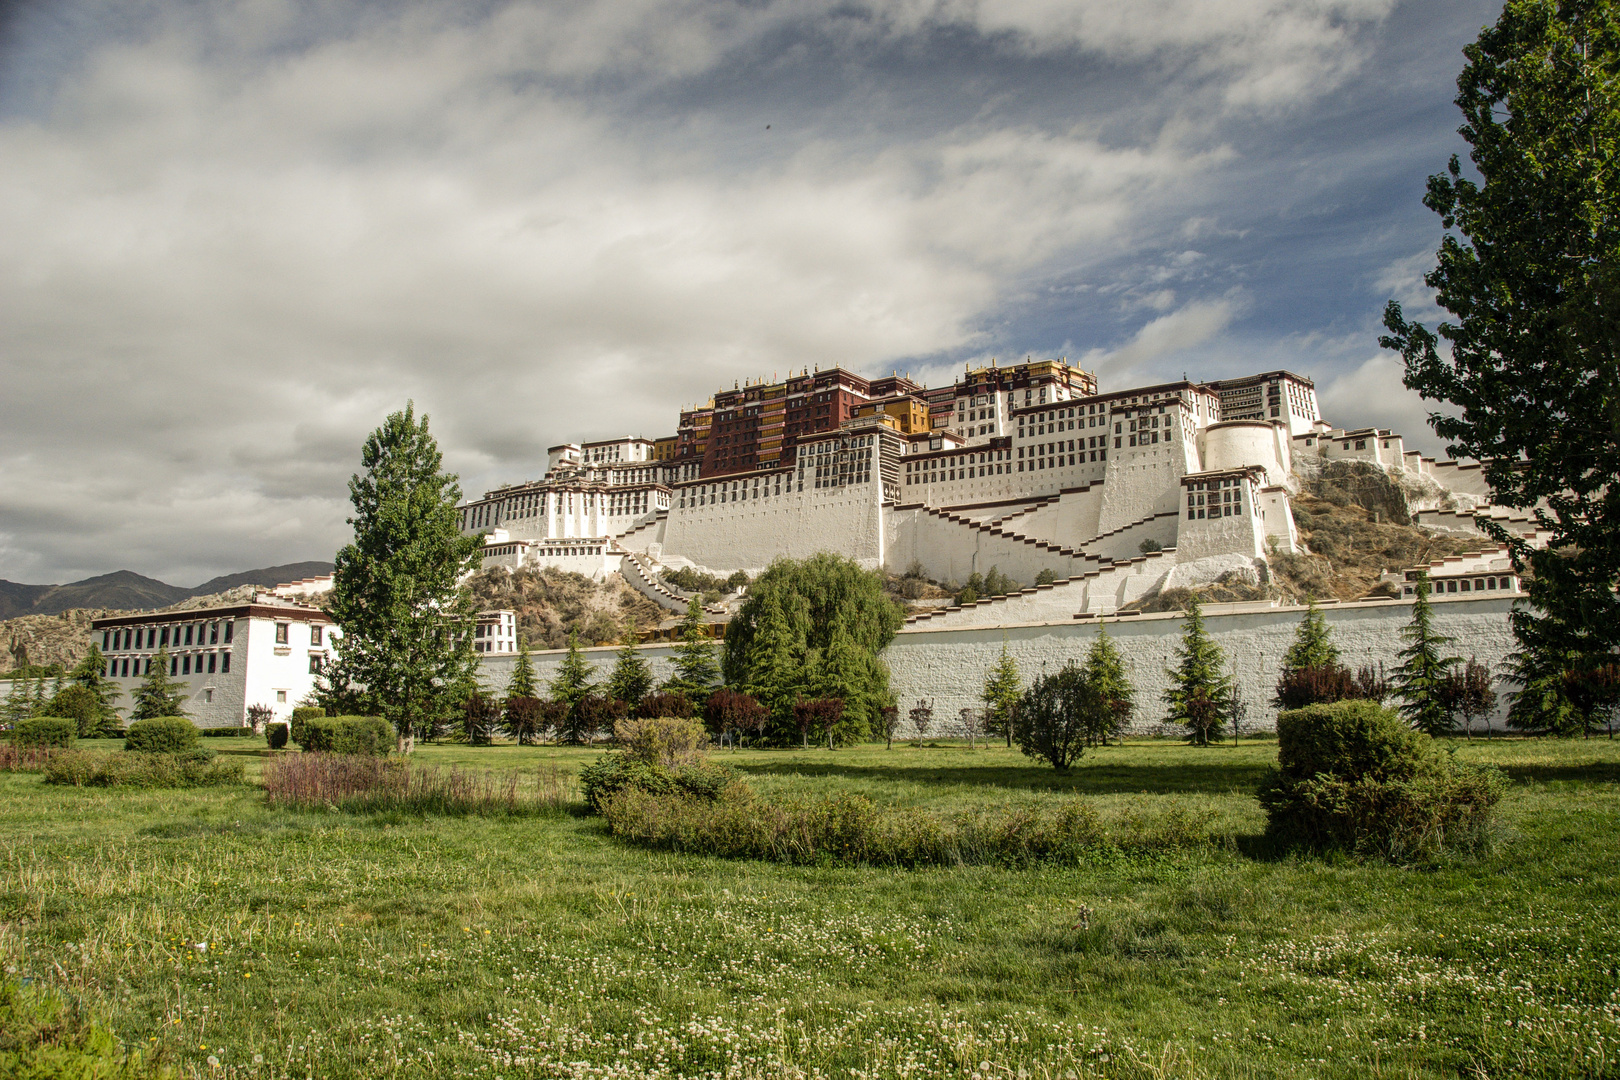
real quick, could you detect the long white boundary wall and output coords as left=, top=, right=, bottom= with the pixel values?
left=477, top=595, right=1518, bottom=735
left=887, top=595, right=1517, bottom=734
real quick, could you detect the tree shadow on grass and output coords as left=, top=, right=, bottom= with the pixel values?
left=1495, top=761, right=1620, bottom=785
left=733, top=760, right=1274, bottom=797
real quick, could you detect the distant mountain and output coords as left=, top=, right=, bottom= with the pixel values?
left=188, top=562, right=334, bottom=596
left=0, top=561, right=335, bottom=618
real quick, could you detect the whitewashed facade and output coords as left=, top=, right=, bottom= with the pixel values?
left=92, top=601, right=338, bottom=729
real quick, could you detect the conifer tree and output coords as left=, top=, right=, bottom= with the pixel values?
left=1163, top=598, right=1235, bottom=746
left=605, top=626, right=654, bottom=708
left=811, top=626, right=884, bottom=743
left=325, top=403, right=483, bottom=752
left=549, top=631, right=597, bottom=743
left=1393, top=576, right=1463, bottom=735
left=1082, top=621, right=1134, bottom=745
left=982, top=641, right=1022, bottom=747
left=68, top=645, right=121, bottom=729
left=130, top=650, right=189, bottom=720
left=2, top=679, right=33, bottom=725
left=744, top=590, right=802, bottom=724
left=664, top=598, right=719, bottom=697
left=506, top=649, right=538, bottom=700
left=1281, top=598, right=1340, bottom=673
left=31, top=677, right=46, bottom=712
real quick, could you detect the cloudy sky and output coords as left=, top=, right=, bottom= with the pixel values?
left=0, top=0, right=1497, bottom=586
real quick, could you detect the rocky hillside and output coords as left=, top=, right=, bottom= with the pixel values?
left=465, top=568, right=667, bottom=650
left=2, top=609, right=123, bottom=675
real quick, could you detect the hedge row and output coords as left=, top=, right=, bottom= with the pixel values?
left=124, top=717, right=198, bottom=754
left=9, top=717, right=75, bottom=749
left=43, top=749, right=243, bottom=789
left=297, top=716, right=394, bottom=755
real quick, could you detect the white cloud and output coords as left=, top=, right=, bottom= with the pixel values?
left=1374, top=248, right=1445, bottom=322
left=0, top=0, right=1433, bottom=583
left=1080, top=296, right=1242, bottom=377
left=858, top=0, right=1398, bottom=109
left=1315, top=353, right=1455, bottom=457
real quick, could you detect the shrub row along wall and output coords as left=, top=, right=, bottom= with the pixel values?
left=476, top=595, right=1518, bottom=735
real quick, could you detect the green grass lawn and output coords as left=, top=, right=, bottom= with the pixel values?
left=3, top=736, right=1618, bottom=1078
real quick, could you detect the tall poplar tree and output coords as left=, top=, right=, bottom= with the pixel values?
left=1381, top=0, right=1620, bottom=681
left=1393, top=577, right=1464, bottom=735
left=1163, top=598, right=1235, bottom=746
left=325, top=403, right=483, bottom=752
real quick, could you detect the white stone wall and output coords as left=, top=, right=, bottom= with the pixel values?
left=885, top=506, right=1104, bottom=585
left=660, top=480, right=884, bottom=574
left=474, top=595, right=1520, bottom=737
left=1096, top=441, right=1199, bottom=536
left=887, top=595, right=1518, bottom=735
left=478, top=642, right=682, bottom=697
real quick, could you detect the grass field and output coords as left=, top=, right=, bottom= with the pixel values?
left=3, top=736, right=1618, bottom=1078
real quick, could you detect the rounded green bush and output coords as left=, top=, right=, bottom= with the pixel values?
left=1259, top=699, right=1505, bottom=859
left=266, top=722, right=290, bottom=750
left=124, top=716, right=199, bottom=754
left=11, top=716, right=75, bottom=749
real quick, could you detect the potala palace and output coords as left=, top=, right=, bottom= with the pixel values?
left=457, top=360, right=1533, bottom=628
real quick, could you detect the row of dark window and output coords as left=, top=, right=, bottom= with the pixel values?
left=106, top=652, right=231, bottom=678
left=105, top=620, right=234, bottom=652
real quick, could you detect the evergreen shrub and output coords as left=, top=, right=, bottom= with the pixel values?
left=577, top=753, right=737, bottom=813
left=199, top=726, right=258, bottom=737
left=11, top=717, right=75, bottom=749
left=289, top=706, right=324, bottom=747
left=266, top=722, right=290, bottom=750
left=615, top=716, right=708, bottom=768
left=1258, top=700, right=1505, bottom=860
left=44, top=749, right=243, bottom=789
left=297, top=716, right=393, bottom=755
left=42, top=684, right=104, bottom=737
left=123, top=717, right=198, bottom=754
left=600, top=788, right=1214, bottom=868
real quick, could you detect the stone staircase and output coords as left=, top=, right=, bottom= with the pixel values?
left=619, top=551, right=692, bottom=612
left=1078, top=510, right=1180, bottom=556
left=903, top=547, right=1177, bottom=629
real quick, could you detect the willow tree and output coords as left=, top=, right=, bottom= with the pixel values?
left=325, top=404, right=483, bottom=752
left=722, top=553, right=904, bottom=742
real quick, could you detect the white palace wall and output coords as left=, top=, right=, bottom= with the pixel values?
left=475, top=595, right=1519, bottom=737
left=659, top=481, right=885, bottom=574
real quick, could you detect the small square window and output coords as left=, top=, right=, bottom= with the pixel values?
left=276, top=690, right=287, bottom=703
